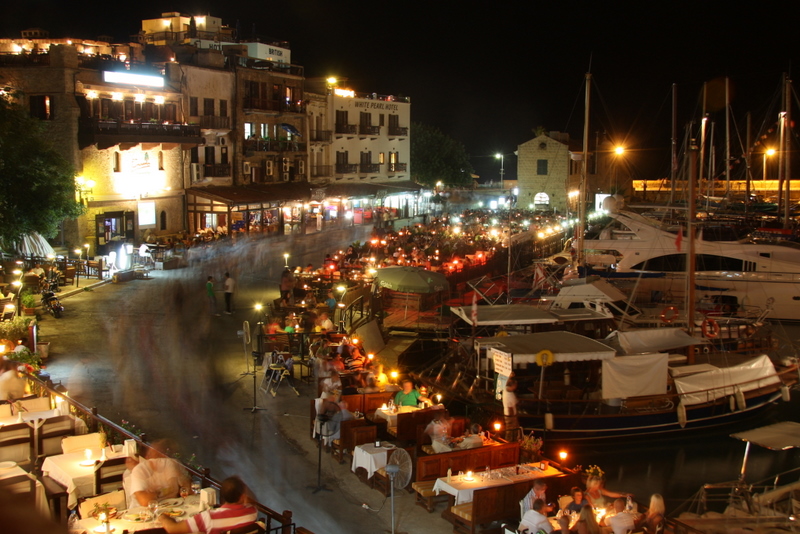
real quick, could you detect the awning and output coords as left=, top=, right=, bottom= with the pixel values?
left=452, top=304, right=609, bottom=326
left=602, top=353, right=669, bottom=398
left=730, top=421, right=800, bottom=451
left=478, top=331, right=616, bottom=365
left=186, top=183, right=312, bottom=206
left=673, top=354, right=780, bottom=406
left=281, top=123, right=302, bottom=137
left=604, top=328, right=707, bottom=355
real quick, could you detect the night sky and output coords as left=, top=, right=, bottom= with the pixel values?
left=3, top=1, right=798, bottom=183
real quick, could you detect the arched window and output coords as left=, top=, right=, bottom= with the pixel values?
left=158, top=151, right=164, bottom=170
left=533, top=192, right=550, bottom=205
left=160, top=210, right=167, bottom=230
left=113, top=151, right=121, bottom=172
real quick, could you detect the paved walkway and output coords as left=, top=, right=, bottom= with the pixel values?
left=36, top=229, right=463, bottom=534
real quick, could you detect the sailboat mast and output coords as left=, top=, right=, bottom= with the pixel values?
left=670, top=83, right=678, bottom=205
left=745, top=112, right=752, bottom=221
left=784, top=75, right=792, bottom=229
left=725, top=77, right=731, bottom=195
left=577, top=73, right=591, bottom=268
left=687, top=141, right=698, bottom=364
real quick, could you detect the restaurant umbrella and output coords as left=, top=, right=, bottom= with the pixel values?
left=373, top=266, right=449, bottom=319
left=11, top=232, right=56, bottom=258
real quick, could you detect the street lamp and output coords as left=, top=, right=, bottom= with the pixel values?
left=495, top=153, right=505, bottom=191
left=763, top=148, right=776, bottom=180
left=283, top=253, right=289, bottom=268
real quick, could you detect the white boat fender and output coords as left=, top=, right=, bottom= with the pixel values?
left=544, top=413, right=554, bottom=430
left=703, top=346, right=711, bottom=354
left=735, top=387, right=746, bottom=411
left=781, top=385, right=791, bottom=402
left=677, top=402, right=687, bottom=428
left=729, top=395, right=736, bottom=412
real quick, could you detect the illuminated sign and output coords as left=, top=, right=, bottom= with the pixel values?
left=138, top=201, right=156, bottom=226
left=334, top=88, right=355, bottom=98
left=103, top=71, right=164, bottom=88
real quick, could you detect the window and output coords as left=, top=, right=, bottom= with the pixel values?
left=164, top=104, right=176, bottom=122
left=203, top=98, right=214, bottom=116
left=360, top=152, right=372, bottom=164
left=379, top=152, right=385, bottom=164
left=533, top=192, right=549, bottom=205
left=336, top=151, right=348, bottom=164
left=124, top=100, right=134, bottom=121
left=189, top=97, right=198, bottom=116
left=29, top=95, right=53, bottom=120
left=219, top=100, right=227, bottom=117
left=536, top=159, right=548, bottom=175
left=379, top=114, right=385, bottom=126
left=190, top=147, right=199, bottom=164
left=158, top=151, right=164, bottom=171
left=220, top=146, right=229, bottom=165
left=160, top=211, right=167, bottom=231
left=389, top=152, right=397, bottom=164
left=260, top=124, right=268, bottom=139
left=244, top=122, right=254, bottom=139
left=113, top=152, right=121, bottom=172
left=204, top=146, right=215, bottom=165
left=360, top=112, right=371, bottom=126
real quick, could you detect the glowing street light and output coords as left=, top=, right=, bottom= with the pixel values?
left=283, top=253, right=289, bottom=268
left=764, top=148, right=776, bottom=180
left=495, top=153, right=505, bottom=191
left=614, top=146, right=625, bottom=155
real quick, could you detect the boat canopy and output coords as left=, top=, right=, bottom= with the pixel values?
left=730, top=421, right=800, bottom=451
left=605, top=328, right=707, bottom=355
left=478, top=331, right=615, bottom=365
left=674, top=354, right=780, bottom=406
left=451, top=304, right=609, bottom=326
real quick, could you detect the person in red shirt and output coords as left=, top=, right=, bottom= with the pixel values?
left=159, top=476, right=258, bottom=534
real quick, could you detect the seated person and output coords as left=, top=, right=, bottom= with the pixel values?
left=519, top=498, right=552, bottom=533
left=159, top=476, right=257, bottom=534
left=633, top=494, right=665, bottom=534
left=456, top=423, right=484, bottom=450
left=128, top=439, right=191, bottom=507
left=558, top=504, right=600, bottom=534
left=344, top=347, right=366, bottom=372
left=362, top=377, right=380, bottom=393
left=521, top=479, right=552, bottom=516
left=393, top=379, right=429, bottom=407
left=0, top=367, right=26, bottom=401
left=565, top=487, right=590, bottom=514
left=328, top=400, right=355, bottom=441
left=602, top=498, right=635, bottom=534
left=328, top=354, right=346, bottom=374
left=425, top=414, right=452, bottom=453
left=316, top=312, right=335, bottom=332
left=321, top=370, right=342, bottom=399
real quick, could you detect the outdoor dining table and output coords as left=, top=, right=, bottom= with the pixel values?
left=73, top=493, right=206, bottom=533
left=0, top=408, right=87, bottom=430
left=433, top=464, right=563, bottom=505
left=42, top=446, right=126, bottom=508
left=351, top=442, right=395, bottom=478
left=373, top=405, right=419, bottom=428
left=0, top=463, right=49, bottom=517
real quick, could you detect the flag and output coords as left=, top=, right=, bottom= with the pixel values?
left=471, top=292, right=478, bottom=325
left=533, top=264, right=546, bottom=290
left=675, top=227, right=683, bottom=251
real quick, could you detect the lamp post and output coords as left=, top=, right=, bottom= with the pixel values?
left=283, top=253, right=289, bottom=268
left=74, top=248, right=82, bottom=287
left=763, top=148, right=775, bottom=180
left=495, top=153, right=505, bottom=191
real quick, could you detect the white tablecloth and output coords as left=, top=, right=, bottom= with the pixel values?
left=0, top=408, right=87, bottom=430
left=433, top=465, right=563, bottom=505
left=351, top=443, right=391, bottom=478
left=75, top=494, right=205, bottom=533
left=373, top=405, right=419, bottom=428
left=42, top=447, right=126, bottom=508
left=0, top=464, right=49, bottom=517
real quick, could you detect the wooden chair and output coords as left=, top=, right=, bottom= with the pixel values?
left=330, top=419, right=367, bottom=464
left=0, top=474, right=37, bottom=507
left=17, top=395, right=51, bottom=412
left=223, top=521, right=266, bottom=534
left=94, top=456, right=127, bottom=494
left=41, top=475, right=69, bottom=525
left=61, top=432, right=106, bottom=454
left=351, top=425, right=377, bottom=449
left=35, top=415, right=75, bottom=462
left=0, top=422, right=35, bottom=468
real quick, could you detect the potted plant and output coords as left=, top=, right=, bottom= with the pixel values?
left=20, top=290, right=36, bottom=316
left=0, top=316, right=33, bottom=344
left=519, top=431, right=544, bottom=463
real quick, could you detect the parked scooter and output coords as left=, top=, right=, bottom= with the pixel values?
left=40, top=290, right=64, bottom=318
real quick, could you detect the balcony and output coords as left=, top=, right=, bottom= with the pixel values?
left=359, top=125, right=380, bottom=137
left=335, top=124, right=358, bottom=136
left=243, top=98, right=306, bottom=114
left=335, top=163, right=358, bottom=174
left=78, top=118, right=203, bottom=150
left=199, top=115, right=231, bottom=131
left=360, top=163, right=380, bottom=173
left=388, top=163, right=408, bottom=172
left=310, top=130, right=332, bottom=143
left=311, top=165, right=332, bottom=178
left=203, top=163, right=231, bottom=177
left=243, top=139, right=307, bottom=154
left=388, top=126, right=409, bottom=137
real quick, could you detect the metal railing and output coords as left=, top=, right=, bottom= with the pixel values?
left=388, top=163, right=407, bottom=172
left=335, top=163, right=358, bottom=174
left=359, top=163, right=380, bottom=173
left=334, top=124, right=357, bottom=135
left=199, top=116, right=231, bottom=130
left=388, top=126, right=409, bottom=136
left=358, top=125, right=380, bottom=136
left=310, top=165, right=332, bottom=178
left=309, top=130, right=332, bottom=142
left=82, top=119, right=201, bottom=138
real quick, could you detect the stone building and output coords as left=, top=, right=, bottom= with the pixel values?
left=516, top=132, right=572, bottom=213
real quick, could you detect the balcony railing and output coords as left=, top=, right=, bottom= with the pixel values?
left=203, top=163, right=231, bottom=177
left=388, top=126, right=409, bottom=137
left=243, top=139, right=306, bottom=153
left=78, top=118, right=203, bottom=149
left=199, top=115, right=231, bottom=130
left=359, top=125, right=380, bottom=136
left=335, top=163, right=358, bottom=174
left=359, top=163, right=380, bottom=173
left=243, top=98, right=306, bottom=114
left=311, top=165, right=332, bottom=178
left=227, top=55, right=304, bottom=76
left=388, top=163, right=408, bottom=172
left=310, top=130, right=332, bottom=143
left=335, top=124, right=358, bottom=135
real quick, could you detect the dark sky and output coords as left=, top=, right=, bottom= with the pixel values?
left=4, top=1, right=798, bottom=182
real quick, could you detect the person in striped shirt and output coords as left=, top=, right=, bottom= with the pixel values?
left=159, top=476, right=258, bottom=534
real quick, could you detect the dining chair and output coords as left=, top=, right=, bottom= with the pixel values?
left=0, top=402, right=12, bottom=418
left=78, top=489, right=127, bottom=519
left=0, top=473, right=37, bottom=503
left=35, top=415, right=76, bottom=462
left=0, top=422, right=35, bottom=468
left=17, top=395, right=52, bottom=413
left=93, top=456, right=127, bottom=494
left=61, top=432, right=106, bottom=454
left=223, top=521, right=266, bottom=534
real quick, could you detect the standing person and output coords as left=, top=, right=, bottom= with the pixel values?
left=206, top=276, right=220, bottom=317
left=316, top=211, right=323, bottom=231
left=503, top=377, right=520, bottom=440
left=223, top=272, right=235, bottom=314
left=279, top=268, right=294, bottom=302
left=159, top=476, right=257, bottom=534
